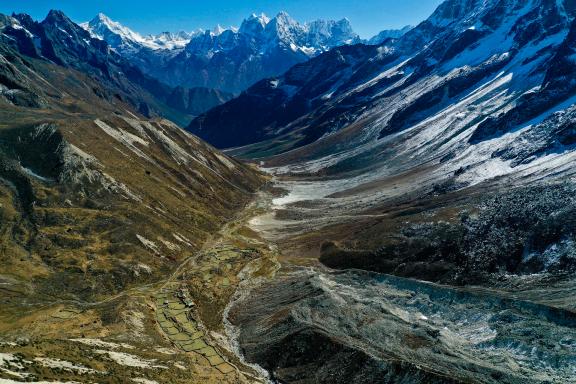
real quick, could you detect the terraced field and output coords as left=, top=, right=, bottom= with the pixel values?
left=154, top=285, right=234, bottom=374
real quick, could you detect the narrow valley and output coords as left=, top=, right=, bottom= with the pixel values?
left=2, top=0, right=576, bottom=383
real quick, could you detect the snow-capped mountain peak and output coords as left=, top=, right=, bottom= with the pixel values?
left=233, top=11, right=360, bottom=52
left=86, top=13, right=142, bottom=43
left=82, top=13, right=193, bottom=51
left=265, top=12, right=303, bottom=44
left=239, top=13, right=271, bottom=35
left=275, top=11, right=296, bottom=25
left=152, top=30, right=197, bottom=48
left=80, top=11, right=360, bottom=93
left=212, top=24, right=226, bottom=36
left=164, top=11, right=361, bottom=92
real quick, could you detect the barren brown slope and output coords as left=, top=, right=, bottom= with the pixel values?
left=0, top=38, right=263, bottom=296
left=0, top=13, right=273, bottom=383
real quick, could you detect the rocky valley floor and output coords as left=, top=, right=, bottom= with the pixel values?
left=2, top=163, right=576, bottom=384
left=229, top=169, right=576, bottom=384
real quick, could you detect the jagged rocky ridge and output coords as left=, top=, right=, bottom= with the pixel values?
left=168, top=12, right=360, bottom=92
left=189, top=0, right=576, bottom=177
left=84, top=12, right=361, bottom=93
left=82, top=13, right=197, bottom=53
left=367, top=25, right=413, bottom=45
left=0, top=11, right=232, bottom=125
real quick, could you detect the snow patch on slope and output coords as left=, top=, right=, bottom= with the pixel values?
left=34, top=357, right=101, bottom=375
left=95, top=350, right=168, bottom=369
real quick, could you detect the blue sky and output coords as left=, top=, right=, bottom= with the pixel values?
left=0, top=0, right=444, bottom=39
